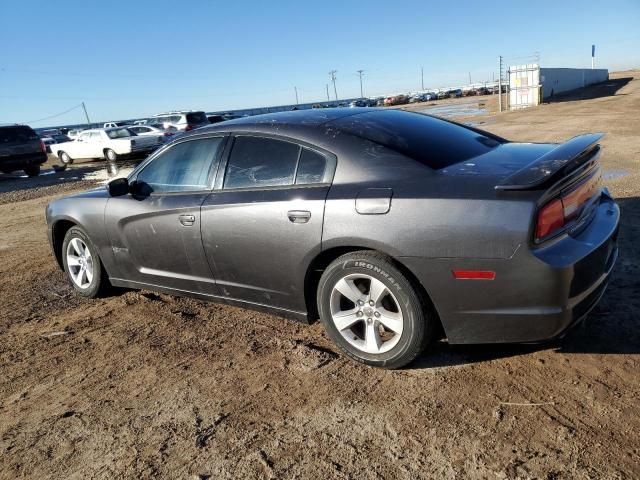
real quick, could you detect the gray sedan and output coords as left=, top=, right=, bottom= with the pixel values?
left=46, top=109, right=619, bottom=368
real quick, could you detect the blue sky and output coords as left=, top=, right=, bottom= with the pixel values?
left=1, top=0, right=638, bottom=125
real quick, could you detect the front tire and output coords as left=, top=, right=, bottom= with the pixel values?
left=317, top=251, right=434, bottom=369
left=62, top=226, right=108, bottom=298
left=23, top=165, right=40, bottom=177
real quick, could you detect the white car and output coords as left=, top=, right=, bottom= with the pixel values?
left=67, top=129, right=85, bottom=139
left=151, top=111, right=209, bottom=131
left=103, top=122, right=130, bottom=128
left=50, top=127, right=163, bottom=164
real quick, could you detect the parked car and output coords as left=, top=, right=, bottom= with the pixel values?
left=133, top=120, right=149, bottom=125
left=67, top=129, right=85, bottom=139
left=424, top=92, right=437, bottom=101
left=0, top=124, right=47, bottom=176
left=448, top=89, right=463, bottom=98
left=436, top=91, right=449, bottom=100
left=128, top=125, right=172, bottom=140
left=349, top=99, right=369, bottom=108
left=384, top=95, right=409, bottom=106
left=207, top=114, right=240, bottom=124
left=41, top=133, right=71, bottom=152
left=103, top=122, right=130, bottom=128
left=151, top=111, right=209, bottom=132
left=50, top=127, right=163, bottom=164
left=44, top=109, right=619, bottom=369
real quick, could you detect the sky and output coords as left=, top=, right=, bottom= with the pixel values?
left=1, top=0, right=639, bottom=126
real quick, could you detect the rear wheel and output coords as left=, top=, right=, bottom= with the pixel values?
left=59, top=151, right=73, bottom=165
left=23, top=165, right=40, bottom=177
left=104, top=149, right=117, bottom=162
left=62, top=226, right=109, bottom=298
left=317, top=251, right=434, bottom=369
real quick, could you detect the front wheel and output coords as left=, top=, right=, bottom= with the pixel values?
left=62, top=226, right=108, bottom=298
left=317, top=251, right=434, bottom=369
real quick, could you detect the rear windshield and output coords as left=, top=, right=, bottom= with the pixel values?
left=0, top=126, right=39, bottom=143
left=186, top=112, right=208, bottom=124
left=331, top=110, right=503, bottom=169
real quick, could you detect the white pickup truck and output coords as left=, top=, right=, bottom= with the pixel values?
left=50, top=127, right=163, bottom=164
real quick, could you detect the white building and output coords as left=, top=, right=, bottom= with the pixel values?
left=508, top=65, right=609, bottom=110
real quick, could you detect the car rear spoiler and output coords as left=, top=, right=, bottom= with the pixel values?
left=495, top=133, right=605, bottom=191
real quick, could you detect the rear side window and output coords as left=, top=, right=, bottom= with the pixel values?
left=296, top=148, right=326, bottom=184
left=332, top=110, right=503, bottom=169
left=224, top=136, right=301, bottom=189
left=0, top=126, right=38, bottom=143
left=136, top=137, right=223, bottom=193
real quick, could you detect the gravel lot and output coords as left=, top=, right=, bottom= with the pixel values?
left=0, top=71, right=638, bottom=479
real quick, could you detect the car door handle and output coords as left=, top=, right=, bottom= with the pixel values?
left=179, top=214, right=196, bottom=226
left=287, top=210, right=311, bottom=224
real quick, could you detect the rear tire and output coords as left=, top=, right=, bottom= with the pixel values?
left=104, top=149, right=117, bottom=162
left=62, top=226, right=109, bottom=298
left=317, top=251, right=434, bottom=369
left=59, top=151, right=73, bottom=165
left=24, top=165, right=40, bottom=177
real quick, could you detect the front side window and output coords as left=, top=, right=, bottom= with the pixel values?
left=224, top=136, right=300, bottom=189
left=135, top=137, right=223, bottom=194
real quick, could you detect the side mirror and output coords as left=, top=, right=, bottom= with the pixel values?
left=107, top=177, right=129, bottom=197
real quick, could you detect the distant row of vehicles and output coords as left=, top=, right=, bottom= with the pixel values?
left=340, top=85, right=503, bottom=109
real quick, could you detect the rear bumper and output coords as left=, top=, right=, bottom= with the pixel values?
left=401, top=193, right=620, bottom=344
left=0, top=153, right=47, bottom=172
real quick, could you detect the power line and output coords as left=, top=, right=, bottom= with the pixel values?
left=23, top=103, right=84, bottom=124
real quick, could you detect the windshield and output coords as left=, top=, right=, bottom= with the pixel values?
left=106, top=128, right=135, bottom=139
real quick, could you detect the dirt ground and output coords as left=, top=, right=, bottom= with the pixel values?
left=1, top=71, right=639, bottom=480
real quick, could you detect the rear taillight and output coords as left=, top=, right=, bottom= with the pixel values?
left=535, top=170, right=602, bottom=242
left=39, top=140, right=46, bottom=153
left=536, top=198, right=565, bottom=240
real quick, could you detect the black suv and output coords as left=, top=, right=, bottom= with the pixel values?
left=0, top=125, right=47, bottom=176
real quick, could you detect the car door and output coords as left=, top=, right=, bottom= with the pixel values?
left=88, top=131, right=105, bottom=158
left=200, top=134, right=335, bottom=313
left=104, top=135, right=227, bottom=295
left=74, top=132, right=93, bottom=158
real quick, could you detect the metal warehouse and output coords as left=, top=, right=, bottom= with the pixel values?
left=508, top=65, right=609, bottom=109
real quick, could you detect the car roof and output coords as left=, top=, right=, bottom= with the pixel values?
left=202, top=108, right=367, bottom=130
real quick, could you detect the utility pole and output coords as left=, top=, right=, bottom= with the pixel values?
left=329, top=70, right=338, bottom=100
left=81, top=101, right=91, bottom=125
left=498, top=56, right=503, bottom=112
left=326, top=84, right=330, bottom=101
left=421, top=66, right=424, bottom=91
left=356, top=70, right=365, bottom=98
left=294, top=86, right=299, bottom=105
left=468, top=72, right=472, bottom=85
